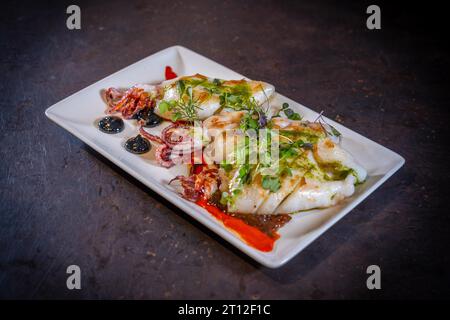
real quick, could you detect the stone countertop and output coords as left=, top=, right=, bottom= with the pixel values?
left=1, top=0, right=449, bottom=299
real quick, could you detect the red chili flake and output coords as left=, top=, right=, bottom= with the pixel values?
left=165, top=66, right=178, bottom=80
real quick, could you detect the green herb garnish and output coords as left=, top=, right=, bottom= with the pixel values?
left=220, top=162, right=233, bottom=172
left=171, top=83, right=202, bottom=122
left=281, top=102, right=302, bottom=120
left=262, top=176, right=281, bottom=192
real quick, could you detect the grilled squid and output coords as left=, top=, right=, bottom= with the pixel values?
left=174, top=113, right=367, bottom=215
left=103, top=71, right=367, bottom=215
left=154, top=74, right=274, bottom=121
left=104, top=74, right=275, bottom=122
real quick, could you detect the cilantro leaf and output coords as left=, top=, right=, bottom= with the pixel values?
left=220, top=162, right=233, bottom=172
left=262, top=176, right=281, bottom=193
left=283, top=108, right=302, bottom=120
left=238, top=164, right=251, bottom=184
left=158, top=101, right=170, bottom=114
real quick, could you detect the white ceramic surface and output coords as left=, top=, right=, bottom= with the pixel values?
left=45, top=46, right=405, bottom=268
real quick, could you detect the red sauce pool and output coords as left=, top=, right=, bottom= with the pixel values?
left=196, top=198, right=278, bottom=252
left=165, top=66, right=178, bottom=80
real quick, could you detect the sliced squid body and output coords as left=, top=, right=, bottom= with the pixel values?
left=266, top=139, right=365, bottom=214
left=313, top=138, right=367, bottom=183
left=257, top=169, right=305, bottom=215
left=203, top=129, right=250, bottom=164
left=202, top=111, right=246, bottom=138
left=275, top=174, right=356, bottom=214
left=152, top=74, right=275, bottom=121
left=228, top=176, right=271, bottom=214
left=256, top=151, right=319, bottom=215
left=203, top=116, right=367, bottom=214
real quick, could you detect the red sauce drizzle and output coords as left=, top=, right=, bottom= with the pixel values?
left=184, top=118, right=279, bottom=252
left=191, top=152, right=207, bottom=174
left=165, top=66, right=178, bottom=80
left=192, top=164, right=205, bottom=174
left=196, top=198, right=278, bottom=252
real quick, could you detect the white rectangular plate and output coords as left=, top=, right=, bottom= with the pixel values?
left=45, top=46, right=405, bottom=268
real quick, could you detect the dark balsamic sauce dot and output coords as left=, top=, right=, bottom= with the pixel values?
left=133, top=109, right=147, bottom=120
left=144, top=112, right=163, bottom=128
left=98, top=116, right=124, bottom=134
left=132, top=108, right=162, bottom=127
left=124, top=135, right=151, bottom=154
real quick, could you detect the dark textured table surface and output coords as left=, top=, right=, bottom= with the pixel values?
left=1, top=0, right=449, bottom=299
